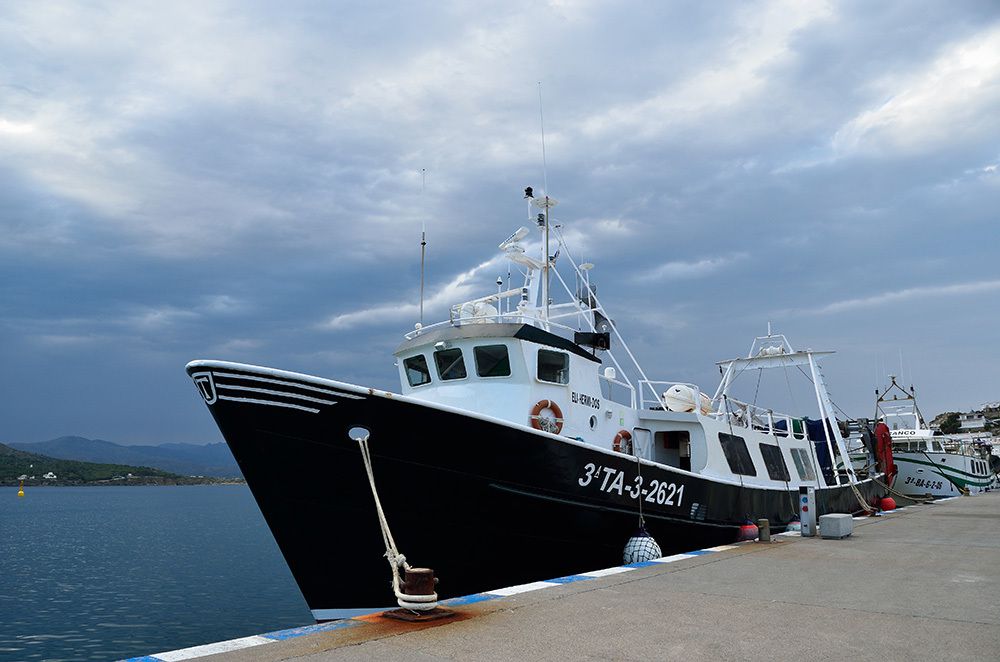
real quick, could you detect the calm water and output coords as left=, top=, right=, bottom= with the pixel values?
left=0, top=486, right=311, bottom=661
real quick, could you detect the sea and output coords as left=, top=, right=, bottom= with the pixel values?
left=0, top=485, right=312, bottom=662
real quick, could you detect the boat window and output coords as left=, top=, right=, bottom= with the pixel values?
left=537, top=349, right=569, bottom=384
left=403, top=355, right=431, bottom=387
left=790, top=448, right=817, bottom=481
left=932, top=441, right=943, bottom=452
left=719, top=433, right=756, bottom=476
left=759, top=443, right=790, bottom=482
left=434, top=348, right=467, bottom=381
left=474, top=344, right=511, bottom=378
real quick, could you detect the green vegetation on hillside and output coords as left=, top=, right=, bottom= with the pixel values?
left=938, top=412, right=961, bottom=434
left=0, top=442, right=182, bottom=484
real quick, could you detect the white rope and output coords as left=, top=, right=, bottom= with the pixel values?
left=357, top=434, right=438, bottom=611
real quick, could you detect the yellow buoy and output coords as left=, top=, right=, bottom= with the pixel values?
left=17, top=479, right=25, bottom=497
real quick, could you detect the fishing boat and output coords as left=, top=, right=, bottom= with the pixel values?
left=864, top=377, right=995, bottom=497
left=186, top=189, right=889, bottom=620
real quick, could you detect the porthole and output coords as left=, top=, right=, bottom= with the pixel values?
left=589, top=415, right=597, bottom=430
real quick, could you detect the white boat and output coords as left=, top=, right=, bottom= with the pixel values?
left=187, top=188, right=890, bottom=619
left=871, top=377, right=995, bottom=497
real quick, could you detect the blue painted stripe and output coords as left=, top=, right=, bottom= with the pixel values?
left=545, top=574, right=592, bottom=584
left=263, top=620, right=359, bottom=641
left=127, top=534, right=744, bottom=658
left=441, top=593, right=502, bottom=606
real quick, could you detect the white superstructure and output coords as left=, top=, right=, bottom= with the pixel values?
left=874, top=377, right=994, bottom=496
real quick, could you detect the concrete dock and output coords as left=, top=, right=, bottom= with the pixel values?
left=134, top=493, right=1000, bottom=661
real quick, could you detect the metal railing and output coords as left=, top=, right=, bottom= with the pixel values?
left=713, top=395, right=806, bottom=438
left=599, top=373, right=636, bottom=409
left=638, top=380, right=704, bottom=412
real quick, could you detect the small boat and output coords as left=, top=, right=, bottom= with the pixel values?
left=862, top=376, right=995, bottom=497
left=187, top=188, right=890, bottom=620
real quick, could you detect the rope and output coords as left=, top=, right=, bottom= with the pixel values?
left=847, top=478, right=876, bottom=514
left=871, top=475, right=935, bottom=504
left=357, top=434, right=439, bottom=611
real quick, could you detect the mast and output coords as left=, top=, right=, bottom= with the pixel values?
left=419, top=168, right=427, bottom=326
left=544, top=196, right=550, bottom=320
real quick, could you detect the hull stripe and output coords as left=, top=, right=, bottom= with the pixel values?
left=216, top=395, right=321, bottom=413
left=212, top=371, right=365, bottom=399
left=894, top=456, right=991, bottom=481
left=216, top=384, right=337, bottom=406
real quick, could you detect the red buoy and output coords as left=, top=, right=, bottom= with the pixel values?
left=737, top=523, right=759, bottom=541
left=880, top=497, right=896, bottom=511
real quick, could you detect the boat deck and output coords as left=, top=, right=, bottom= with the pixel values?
left=129, top=492, right=1000, bottom=661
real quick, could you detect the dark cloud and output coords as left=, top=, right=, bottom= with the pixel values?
left=2, top=1, right=998, bottom=443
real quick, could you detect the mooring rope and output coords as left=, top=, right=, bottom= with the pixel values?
left=357, top=433, right=438, bottom=611
left=871, top=474, right=936, bottom=504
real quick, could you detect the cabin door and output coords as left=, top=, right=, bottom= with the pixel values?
left=632, top=428, right=652, bottom=460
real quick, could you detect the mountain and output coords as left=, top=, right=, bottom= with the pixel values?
left=7, top=436, right=242, bottom=478
left=0, top=442, right=181, bottom=484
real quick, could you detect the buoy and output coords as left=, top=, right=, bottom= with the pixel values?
left=623, top=526, right=662, bottom=564
left=17, top=479, right=24, bottom=497
left=785, top=519, right=802, bottom=533
left=879, top=497, right=896, bottom=511
left=737, top=522, right=759, bottom=542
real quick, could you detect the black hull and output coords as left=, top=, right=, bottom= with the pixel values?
left=188, top=362, right=888, bottom=615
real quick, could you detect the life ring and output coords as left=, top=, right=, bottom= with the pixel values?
left=613, top=429, right=632, bottom=453
left=530, top=400, right=564, bottom=434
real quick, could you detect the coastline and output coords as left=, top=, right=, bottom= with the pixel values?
left=3, top=477, right=245, bottom=487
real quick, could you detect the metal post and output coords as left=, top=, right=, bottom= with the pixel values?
left=800, top=486, right=816, bottom=537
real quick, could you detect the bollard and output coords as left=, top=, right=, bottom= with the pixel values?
left=401, top=567, right=438, bottom=598
left=757, top=518, right=771, bottom=543
left=383, top=567, right=455, bottom=623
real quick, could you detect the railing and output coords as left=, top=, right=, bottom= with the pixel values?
left=712, top=396, right=806, bottom=438
left=404, top=312, right=581, bottom=340
left=638, top=380, right=704, bottom=412
left=599, top=373, right=636, bottom=409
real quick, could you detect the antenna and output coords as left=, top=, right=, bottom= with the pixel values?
left=419, top=168, right=427, bottom=326
left=538, top=81, right=549, bottom=194
left=537, top=82, right=551, bottom=320
left=898, top=348, right=904, bottom=389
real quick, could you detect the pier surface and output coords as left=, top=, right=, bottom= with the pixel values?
left=136, top=493, right=1000, bottom=661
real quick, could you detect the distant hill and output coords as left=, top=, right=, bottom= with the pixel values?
left=7, top=436, right=242, bottom=478
left=0, top=442, right=182, bottom=484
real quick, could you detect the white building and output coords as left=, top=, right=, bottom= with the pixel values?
left=42, top=472, right=57, bottom=480
left=959, top=411, right=987, bottom=431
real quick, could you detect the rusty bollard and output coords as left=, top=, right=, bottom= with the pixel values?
left=383, top=567, right=456, bottom=623
left=402, top=567, right=438, bottom=597
left=757, top=518, right=771, bottom=543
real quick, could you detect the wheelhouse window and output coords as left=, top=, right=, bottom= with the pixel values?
left=537, top=349, right=569, bottom=384
left=474, top=344, right=511, bottom=377
left=403, top=355, right=431, bottom=387
left=434, top=348, right=467, bottom=381
left=719, top=433, right=756, bottom=476
left=759, top=443, right=790, bottom=482
left=790, top=448, right=817, bottom=481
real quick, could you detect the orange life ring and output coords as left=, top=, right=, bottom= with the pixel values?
left=613, top=429, right=632, bottom=453
left=530, top=399, right=564, bottom=434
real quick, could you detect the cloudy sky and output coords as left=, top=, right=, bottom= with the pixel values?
left=2, top=0, right=998, bottom=444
